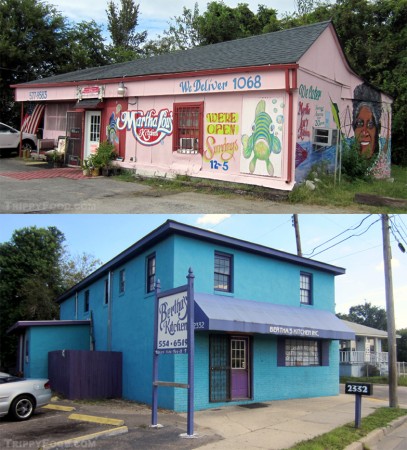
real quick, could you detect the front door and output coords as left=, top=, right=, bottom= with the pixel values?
left=209, top=335, right=250, bottom=402
left=84, top=111, right=101, bottom=159
left=231, top=337, right=250, bottom=399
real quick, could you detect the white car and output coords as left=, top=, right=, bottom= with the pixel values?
left=0, top=373, right=51, bottom=421
left=0, top=122, right=38, bottom=156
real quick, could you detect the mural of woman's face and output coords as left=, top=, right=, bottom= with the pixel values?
left=354, top=106, right=377, bottom=158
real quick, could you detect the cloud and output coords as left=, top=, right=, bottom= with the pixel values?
left=196, top=215, right=231, bottom=226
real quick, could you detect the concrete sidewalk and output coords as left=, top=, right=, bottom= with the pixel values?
left=189, top=394, right=390, bottom=449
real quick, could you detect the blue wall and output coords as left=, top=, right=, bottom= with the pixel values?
left=59, top=232, right=340, bottom=410
left=24, top=325, right=90, bottom=378
left=172, top=234, right=335, bottom=311
left=174, top=333, right=339, bottom=412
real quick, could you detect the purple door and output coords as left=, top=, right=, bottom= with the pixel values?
left=231, top=338, right=250, bottom=399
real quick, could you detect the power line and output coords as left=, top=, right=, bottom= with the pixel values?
left=303, top=215, right=375, bottom=258
left=395, top=215, right=407, bottom=238
left=392, top=215, right=407, bottom=246
left=389, top=215, right=406, bottom=253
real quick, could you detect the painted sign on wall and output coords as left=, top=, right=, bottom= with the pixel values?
left=179, top=74, right=263, bottom=94
left=116, top=109, right=173, bottom=146
left=295, top=82, right=391, bottom=181
left=240, top=98, right=284, bottom=177
left=204, top=111, right=240, bottom=171
left=352, top=83, right=391, bottom=178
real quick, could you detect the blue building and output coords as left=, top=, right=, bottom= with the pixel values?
left=33, top=220, right=355, bottom=411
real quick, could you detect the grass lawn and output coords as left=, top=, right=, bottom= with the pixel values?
left=289, top=407, right=407, bottom=450
left=288, top=165, right=407, bottom=212
left=117, top=165, right=407, bottom=212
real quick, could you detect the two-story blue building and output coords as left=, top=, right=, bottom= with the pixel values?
left=16, top=220, right=354, bottom=411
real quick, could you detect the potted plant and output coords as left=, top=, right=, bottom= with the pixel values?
left=81, top=158, right=91, bottom=176
left=95, top=141, right=118, bottom=176
left=89, top=154, right=102, bottom=176
left=45, top=150, right=64, bottom=168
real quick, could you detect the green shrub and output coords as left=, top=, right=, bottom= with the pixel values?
left=341, top=140, right=373, bottom=182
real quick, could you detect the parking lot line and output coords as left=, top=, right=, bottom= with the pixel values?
left=68, top=413, right=125, bottom=426
left=40, top=425, right=129, bottom=449
left=42, top=404, right=76, bottom=412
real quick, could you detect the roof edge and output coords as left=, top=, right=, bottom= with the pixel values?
left=56, top=220, right=345, bottom=305
left=7, top=320, right=91, bottom=334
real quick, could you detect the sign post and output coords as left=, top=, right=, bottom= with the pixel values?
left=345, top=382, right=373, bottom=428
left=151, top=269, right=196, bottom=437
left=186, top=268, right=195, bottom=437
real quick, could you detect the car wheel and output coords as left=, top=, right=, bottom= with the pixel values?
left=9, top=395, right=35, bottom=421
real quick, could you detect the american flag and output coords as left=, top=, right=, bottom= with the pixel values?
left=21, top=104, right=45, bottom=134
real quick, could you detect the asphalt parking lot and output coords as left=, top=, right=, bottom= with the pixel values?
left=0, top=155, right=364, bottom=214
left=1, top=386, right=406, bottom=450
left=0, top=399, right=220, bottom=450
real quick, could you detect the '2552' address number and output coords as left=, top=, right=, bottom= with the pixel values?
left=345, top=383, right=372, bottom=396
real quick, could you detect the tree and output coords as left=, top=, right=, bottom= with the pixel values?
left=163, top=3, right=201, bottom=51
left=0, top=0, right=68, bottom=125
left=0, top=0, right=113, bottom=127
left=60, top=21, right=110, bottom=72
left=0, top=226, right=102, bottom=370
left=106, top=0, right=147, bottom=62
left=337, top=302, right=387, bottom=331
left=60, top=252, right=102, bottom=291
left=0, top=226, right=65, bottom=369
left=195, top=1, right=261, bottom=45
left=256, top=5, right=281, bottom=33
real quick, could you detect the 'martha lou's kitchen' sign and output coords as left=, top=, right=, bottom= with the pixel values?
left=116, top=109, right=173, bottom=146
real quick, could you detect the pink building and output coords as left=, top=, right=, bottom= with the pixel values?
left=13, top=21, right=392, bottom=190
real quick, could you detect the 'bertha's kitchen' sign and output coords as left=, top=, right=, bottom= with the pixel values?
left=156, top=290, right=188, bottom=354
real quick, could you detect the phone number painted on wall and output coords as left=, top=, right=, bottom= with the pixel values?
left=29, top=91, right=48, bottom=100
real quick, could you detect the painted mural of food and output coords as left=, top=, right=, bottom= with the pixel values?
left=242, top=100, right=282, bottom=176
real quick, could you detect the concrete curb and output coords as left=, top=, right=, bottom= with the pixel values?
left=344, top=415, right=407, bottom=450
left=40, top=425, right=129, bottom=449
left=42, top=404, right=76, bottom=412
left=68, top=412, right=125, bottom=426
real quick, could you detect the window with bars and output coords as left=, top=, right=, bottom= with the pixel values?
left=173, top=102, right=203, bottom=154
left=300, top=272, right=312, bottom=305
left=285, top=339, right=321, bottom=366
left=214, top=252, right=233, bottom=292
left=146, top=253, right=156, bottom=293
left=209, top=334, right=230, bottom=402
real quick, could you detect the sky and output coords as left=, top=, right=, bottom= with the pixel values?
left=1, top=214, right=406, bottom=330
left=48, top=0, right=298, bottom=38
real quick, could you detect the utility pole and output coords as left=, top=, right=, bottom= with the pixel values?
left=292, top=214, right=302, bottom=256
left=381, top=214, right=398, bottom=408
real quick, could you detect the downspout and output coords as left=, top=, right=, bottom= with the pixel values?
left=107, top=271, right=113, bottom=351
left=285, top=67, right=298, bottom=184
